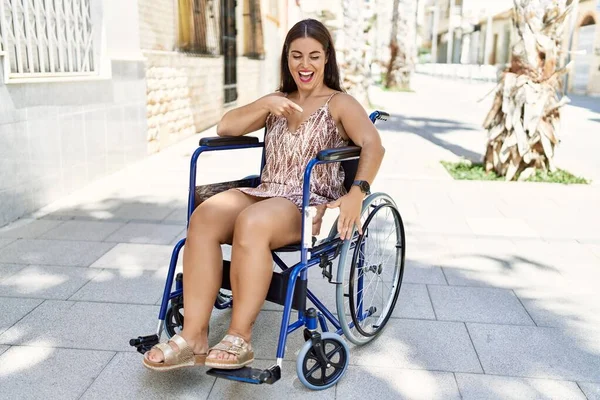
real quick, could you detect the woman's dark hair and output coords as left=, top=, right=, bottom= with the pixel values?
left=278, top=19, right=344, bottom=94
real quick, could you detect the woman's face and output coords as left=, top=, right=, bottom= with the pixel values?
left=287, top=37, right=328, bottom=90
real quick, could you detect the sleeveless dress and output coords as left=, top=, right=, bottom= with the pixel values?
left=236, top=93, right=348, bottom=209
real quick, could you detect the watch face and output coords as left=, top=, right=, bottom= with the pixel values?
left=361, top=181, right=370, bottom=192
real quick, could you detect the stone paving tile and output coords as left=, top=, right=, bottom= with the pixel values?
left=169, top=228, right=187, bottom=245
left=404, top=261, right=447, bottom=285
left=208, top=359, right=334, bottom=400
left=585, top=243, right=600, bottom=259
left=79, top=352, right=214, bottom=400
left=39, top=220, right=125, bottom=241
left=0, top=346, right=115, bottom=400
left=0, top=297, right=43, bottom=335
left=428, top=286, right=534, bottom=325
left=392, top=283, right=436, bottom=320
left=69, top=269, right=166, bottom=305
left=514, top=287, right=600, bottom=330
left=162, top=207, right=187, bottom=225
left=0, top=219, right=63, bottom=239
left=350, top=319, right=482, bottom=373
left=0, top=300, right=159, bottom=352
left=337, top=365, right=460, bottom=400
left=0, top=265, right=102, bottom=300
left=0, top=238, right=15, bottom=249
left=511, top=238, right=597, bottom=273
left=466, top=217, right=539, bottom=238
left=104, top=223, right=183, bottom=245
left=440, top=254, right=564, bottom=290
left=557, top=262, right=600, bottom=296
left=467, top=323, right=600, bottom=382
left=0, top=263, right=25, bottom=281
left=455, top=373, right=587, bottom=400
left=578, top=382, right=600, bottom=400
left=0, top=239, right=115, bottom=267
left=409, top=215, right=473, bottom=235
left=111, top=204, right=175, bottom=222
left=90, top=243, right=177, bottom=271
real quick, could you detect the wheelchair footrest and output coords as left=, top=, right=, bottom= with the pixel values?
left=206, top=365, right=281, bottom=385
left=129, top=334, right=159, bottom=355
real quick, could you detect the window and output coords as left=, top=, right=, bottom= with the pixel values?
left=177, top=0, right=220, bottom=55
left=0, top=0, right=96, bottom=78
left=243, top=0, right=264, bottom=59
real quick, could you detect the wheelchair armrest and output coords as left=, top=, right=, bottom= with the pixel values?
left=316, top=146, right=361, bottom=162
left=199, top=136, right=260, bottom=147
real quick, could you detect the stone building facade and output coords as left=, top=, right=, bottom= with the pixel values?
left=0, top=0, right=303, bottom=227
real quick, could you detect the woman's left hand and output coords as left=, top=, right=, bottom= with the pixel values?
left=327, top=190, right=364, bottom=240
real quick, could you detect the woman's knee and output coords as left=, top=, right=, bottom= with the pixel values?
left=233, top=210, right=271, bottom=248
left=188, top=202, right=231, bottom=243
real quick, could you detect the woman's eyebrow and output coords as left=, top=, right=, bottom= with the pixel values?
left=290, top=50, right=322, bottom=54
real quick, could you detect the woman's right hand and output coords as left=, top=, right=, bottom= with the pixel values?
left=262, top=95, right=303, bottom=117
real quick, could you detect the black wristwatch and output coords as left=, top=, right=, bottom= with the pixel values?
left=352, top=180, right=371, bottom=194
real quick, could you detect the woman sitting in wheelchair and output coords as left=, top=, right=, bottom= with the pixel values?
left=144, top=18, right=384, bottom=371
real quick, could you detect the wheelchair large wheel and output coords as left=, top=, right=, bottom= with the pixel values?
left=335, top=193, right=405, bottom=345
left=296, top=332, right=350, bottom=390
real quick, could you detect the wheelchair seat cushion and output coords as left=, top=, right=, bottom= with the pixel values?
left=236, top=92, right=349, bottom=208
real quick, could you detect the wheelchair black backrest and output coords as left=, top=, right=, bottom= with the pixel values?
left=340, top=144, right=359, bottom=192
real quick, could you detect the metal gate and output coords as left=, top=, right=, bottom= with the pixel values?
left=573, top=24, right=596, bottom=94
left=221, top=0, right=237, bottom=104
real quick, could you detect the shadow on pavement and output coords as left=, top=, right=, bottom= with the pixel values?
left=381, top=113, right=484, bottom=163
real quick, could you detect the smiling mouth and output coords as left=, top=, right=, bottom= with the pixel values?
left=298, top=71, right=314, bottom=83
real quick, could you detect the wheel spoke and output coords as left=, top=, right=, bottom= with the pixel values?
left=321, top=366, right=328, bottom=383
left=306, top=361, right=322, bottom=377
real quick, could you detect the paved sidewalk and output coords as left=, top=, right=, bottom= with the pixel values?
left=0, top=75, right=599, bottom=399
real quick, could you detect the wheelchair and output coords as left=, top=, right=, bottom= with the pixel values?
left=130, top=110, right=406, bottom=390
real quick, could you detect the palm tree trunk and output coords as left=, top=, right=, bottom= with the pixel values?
left=341, top=0, right=370, bottom=106
left=386, top=0, right=400, bottom=88
left=482, top=0, right=572, bottom=181
left=385, top=0, right=417, bottom=90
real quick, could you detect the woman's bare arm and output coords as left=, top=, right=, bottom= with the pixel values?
left=327, top=94, right=386, bottom=239
left=217, top=92, right=302, bottom=137
left=336, top=94, right=385, bottom=188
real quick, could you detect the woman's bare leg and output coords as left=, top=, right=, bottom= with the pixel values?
left=146, top=189, right=258, bottom=362
left=207, top=197, right=302, bottom=362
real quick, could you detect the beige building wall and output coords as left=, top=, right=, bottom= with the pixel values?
left=567, top=0, right=600, bottom=95
left=138, top=0, right=295, bottom=153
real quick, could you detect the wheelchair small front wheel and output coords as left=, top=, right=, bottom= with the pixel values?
left=296, top=332, right=350, bottom=390
left=164, top=300, right=184, bottom=338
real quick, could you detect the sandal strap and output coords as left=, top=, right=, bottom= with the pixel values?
left=151, top=335, right=194, bottom=365
left=209, top=335, right=249, bottom=356
left=153, top=343, right=177, bottom=364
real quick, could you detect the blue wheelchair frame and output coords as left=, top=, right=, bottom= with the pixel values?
left=135, top=111, right=389, bottom=384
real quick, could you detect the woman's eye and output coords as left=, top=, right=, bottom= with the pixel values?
left=310, top=57, right=320, bottom=60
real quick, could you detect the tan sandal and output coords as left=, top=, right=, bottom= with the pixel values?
left=205, top=334, right=254, bottom=370
left=142, top=334, right=207, bottom=371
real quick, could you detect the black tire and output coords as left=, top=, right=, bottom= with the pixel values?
left=335, top=193, right=405, bottom=345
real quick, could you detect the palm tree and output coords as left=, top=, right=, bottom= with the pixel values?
left=482, top=0, right=573, bottom=180
left=340, top=0, right=370, bottom=106
left=385, top=0, right=417, bottom=90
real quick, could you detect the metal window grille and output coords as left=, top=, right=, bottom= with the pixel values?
left=243, top=0, right=264, bottom=59
left=0, top=0, right=95, bottom=77
left=178, top=0, right=220, bottom=55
